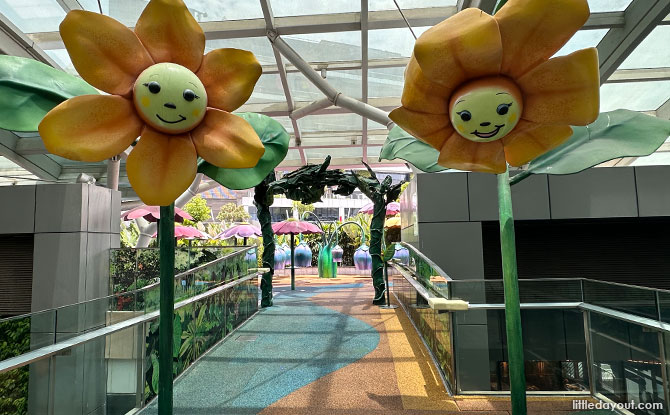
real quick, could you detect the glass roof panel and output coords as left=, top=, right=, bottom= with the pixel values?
left=618, top=26, right=670, bottom=70
left=284, top=32, right=361, bottom=62
left=368, top=67, right=404, bottom=98
left=369, top=27, right=431, bottom=59
left=285, top=149, right=303, bottom=161
left=600, top=81, right=670, bottom=112
left=247, top=73, right=286, bottom=104
left=271, top=116, right=294, bottom=134
left=206, top=38, right=275, bottom=65
left=298, top=113, right=363, bottom=133
left=587, top=0, right=631, bottom=12
left=369, top=0, right=456, bottom=11
left=630, top=152, right=670, bottom=167
left=288, top=70, right=362, bottom=101
left=0, top=0, right=65, bottom=33
left=366, top=146, right=383, bottom=158
left=273, top=0, right=358, bottom=17
left=553, top=29, right=608, bottom=57
left=45, top=49, right=78, bottom=75
left=81, top=0, right=263, bottom=25
left=305, top=147, right=363, bottom=160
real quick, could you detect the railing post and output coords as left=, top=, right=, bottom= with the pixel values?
left=658, top=332, right=670, bottom=414
left=583, top=310, right=596, bottom=397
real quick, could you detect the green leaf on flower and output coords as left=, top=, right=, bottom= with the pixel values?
left=198, top=112, right=289, bottom=190
left=0, top=55, right=99, bottom=132
left=511, top=109, right=670, bottom=184
left=379, top=126, right=448, bottom=173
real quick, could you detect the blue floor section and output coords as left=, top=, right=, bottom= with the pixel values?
left=140, top=284, right=379, bottom=414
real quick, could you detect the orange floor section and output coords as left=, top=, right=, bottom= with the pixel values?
left=268, top=275, right=595, bottom=414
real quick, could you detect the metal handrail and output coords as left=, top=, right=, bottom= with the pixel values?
left=398, top=241, right=453, bottom=281
left=0, top=269, right=264, bottom=375
left=0, top=247, right=251, bottom=324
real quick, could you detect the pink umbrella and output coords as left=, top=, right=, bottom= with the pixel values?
left=152, top=226, right=209, bottom=240
left=272, top=220, right=323, bottom=289
left=358, top=201, right=400, bottom=216
left=216, top=223, right=261, bottom=245
left=122, top=205, right=193, bottom=223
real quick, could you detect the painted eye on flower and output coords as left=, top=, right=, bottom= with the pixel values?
left=144, top=81, right=161, bottom=94
left=183, top=89, right=199, bottom=102
left=497, top=103, right=511, bottom=115
left=458, top=110, right=472, bottom=121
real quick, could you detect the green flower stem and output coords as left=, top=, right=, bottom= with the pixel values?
left=255, top=174, right=275, bottom=307
left=370, top=199, right=386, bottom=305
left=497, top=169, right=527, bottom=415
left=158, top=204, right=175, bottom=415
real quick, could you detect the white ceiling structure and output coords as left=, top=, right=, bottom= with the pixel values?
left=0, top=0, right=669, bottom=199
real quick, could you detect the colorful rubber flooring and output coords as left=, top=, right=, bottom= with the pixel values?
left=140, top=277, right=612, bottom=414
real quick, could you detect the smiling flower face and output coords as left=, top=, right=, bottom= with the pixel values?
left=389, top=0, right=600, bottom=174
left=133, top=63, right=207, bottom=134
left=38, top=0, right=265, bottom=205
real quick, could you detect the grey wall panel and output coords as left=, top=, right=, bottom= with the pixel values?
left=85, top=233, right=112, bottom=301
left=87, top=185, right=111, bottom=233
left=418, top=222, right=484, bottom=279
left=635, top=166, right=670, bottom=217
left=0, top=185, right=35, bottom=234
left=548, top=168, right=638, bottom=219
left=417, top=172, right=469, bottom=223
left=35, top=183, right=88, bottom=233
left=32, top=232, right=86, bottom=311
left=110, top=189, right=121, bottom=232
left=468, top=173, right=551, bottom=221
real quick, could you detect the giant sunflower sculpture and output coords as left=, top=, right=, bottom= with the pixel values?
left=38, top=0, right=264, bottom=205
left=389, top=0, right=599, bottom=174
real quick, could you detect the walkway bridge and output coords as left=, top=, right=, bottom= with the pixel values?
left=0, top=244, right=667, bottom=414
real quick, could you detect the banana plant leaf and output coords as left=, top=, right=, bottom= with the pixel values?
left=0, top=55, right=99, bottom=132
left=198, top=112, right=289, bottom=190
left=511, top=109, right=670, bottom=185
left=379, top=126, right=448, bottom=173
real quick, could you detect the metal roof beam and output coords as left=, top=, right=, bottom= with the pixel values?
left=0, top=13, right=60, bottom=66
left=606, top=67, right=670, bottom=83
left=0, top=130, right=61, bottom=180
left=597, top=0, right=670, bottom=83
left=28, top=9, right=621, bottom=49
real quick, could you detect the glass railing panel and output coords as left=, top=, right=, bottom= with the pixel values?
left=583, top=280, right=658, bottom=320
left=518, top=279, right=583, bottom=303
left=110, top=247, right=241, bottom=294
left=589, top=312, right=664, bottom=414
left=657, top=292, right=670, bottom=325
left=455, top=308, right=589, bottom=392
left=401, top=243, right=450, bottom=298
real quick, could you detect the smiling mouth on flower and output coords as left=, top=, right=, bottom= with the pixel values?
left=156, top=114, right=186, bottom=124
left=472, top=124, right=504, bottom=139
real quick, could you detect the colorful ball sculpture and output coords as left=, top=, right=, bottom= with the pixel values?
left=392, top=243, right=410, bottom=266
left=274, top=246, right=286, bottom=270
left=354, top=244, right=372, bottom=271
left=332, top=245, right=344, bottom=263
left=294, top=241, right=312, bottom=267
left=244, top=248, right=257, bottom=267
left=389, top=0, right=599, bottom=174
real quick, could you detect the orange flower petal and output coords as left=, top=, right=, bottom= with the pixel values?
left=134, top=0, right=205, bottom=72
left=38, top=95, right=142, bottom=162
left=400, top=56, right=453, bottom=114
left=438, top=133, right=506, bottom=174
left=191, top=109, right=264, bottom=169
left=413, top=8, right=502, bottom=88
left=60, top=10, right=153, bottom=96
left=517, top=48, right=600, bottom=126
left=389, top=106, right=453, bottom=150
left=495, top=0, right=590, bottom=78
left=126, top=127, right=197, bottom=206
left=196, top=48, right=262, bottom=112
left=503, top=120, right=573, bottom=166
